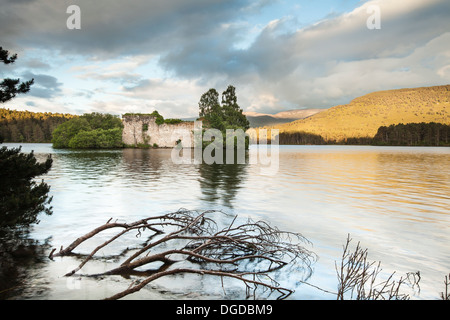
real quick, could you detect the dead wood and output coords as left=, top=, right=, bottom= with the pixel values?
left=335, top=234, right=421, bottom=300
left=50, top=209, right=316, bottom=300
left=441, top=273, right=450, bottom=300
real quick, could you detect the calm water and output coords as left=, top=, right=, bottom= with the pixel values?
left=1, top=143, right=449, bottom=300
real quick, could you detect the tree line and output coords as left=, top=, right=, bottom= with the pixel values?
left=275, top=131, right=374, bottom=145
left=372, top=122, right=450, bottom=146
left=0, top=108, right=75, bottom=143
left=274, top=122, right=450, bottom=146
left=0, top=109, right=124, bottom=148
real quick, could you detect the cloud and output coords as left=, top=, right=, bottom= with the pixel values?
left=0, top=0, right=256, bottom=57
left=23, top=58, right=52, bottom=70
left=118, top=77, right=207, bottom=117
left=70, top=55, right=153, bottom=84
left=149, top=0, right=450, bottom=112
left=1, top=0, right=449, bottom=116
left=21, top=72, right=63, bottom=99
left=227, top=0, right=450, bottom=111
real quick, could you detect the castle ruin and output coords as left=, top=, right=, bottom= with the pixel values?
left=122, top=114, right=195, bottom=148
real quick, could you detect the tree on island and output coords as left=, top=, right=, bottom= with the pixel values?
left=199, top=85, right=249, bottom=131
left=52, top=112, right=123, bottom=149
left=221, top=85, right=250, bottom=131
left=199, top=88, right=223, bottom=131
left=198, top=85, right=250, bottom=149
left=0, top=46, right=53, bottom=229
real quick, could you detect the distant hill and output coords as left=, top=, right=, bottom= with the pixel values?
left=244, top=109, right=322, bottom=127
left=268, top=85, right=450, bottom=142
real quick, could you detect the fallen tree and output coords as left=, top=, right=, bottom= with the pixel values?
left=49, top=209, right=316, bottom=300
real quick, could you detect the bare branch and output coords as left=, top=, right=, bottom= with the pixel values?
left=335, top=234, right=420, bottom=300
left=440, top=273, right=450, bottom=300
left=50, top=209, right=315, bottom=300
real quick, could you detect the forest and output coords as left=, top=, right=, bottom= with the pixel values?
left=372, top=122, right=450, bottom=146
left=0, top=108, right=75, bottom=143
left=272, top=122, right=450, bottom=146
left=274, top=131, right=372, bottom=145
left=0, top=109, right=123, bottom=148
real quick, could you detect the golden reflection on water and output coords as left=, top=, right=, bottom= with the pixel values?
left=262, top=146, right=450, bottom=299
left=276, top=147, right=450, bottom=223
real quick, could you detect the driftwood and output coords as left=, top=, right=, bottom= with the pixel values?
left=49, top=209, right=316, bottom=300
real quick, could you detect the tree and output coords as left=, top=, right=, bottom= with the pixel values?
left=198, top=86, right=250, bottom=149
left=221, top=85, right=249, bottom=131
left=52, top=112, right=123, bottom=149
left=81, top=112, right=123, bottom=130
left=49, top=209, right=316, bottom=300
left=52, top=117, right=91, bottom=148
left=0, top=47, right=34, bottom=103
left=0, top=46, right=52, bottom=229
left=0, top=147, right=53, bottom=228
left=67, top=128, right=122, bottom=149
left=199, top=88, right=224, bottom=131
left=199, top=86, right=249, bottom=132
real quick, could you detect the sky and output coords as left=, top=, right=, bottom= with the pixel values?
left=1, top=0, right=449, bottom=118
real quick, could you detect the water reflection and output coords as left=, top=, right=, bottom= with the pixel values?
left=371, top=152, right=450, bottom=220
left=121, top=148, right=164, bottom=180
left=0, top=228, right=51, bottom=299
left=198, top=152, right=248, bottom=208
left=54, top=150, right=122, bottom=182
left=275, top=147, right=450, bottom=221
left=120, top=148, right=249, bottom=209
left=1, top=144, right=448, bottom=300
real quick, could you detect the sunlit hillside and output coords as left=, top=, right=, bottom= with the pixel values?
left=268, top=85, right=450, bottom=142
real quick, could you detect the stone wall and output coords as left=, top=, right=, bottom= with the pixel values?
left=122, top=114, right=195, bottom=148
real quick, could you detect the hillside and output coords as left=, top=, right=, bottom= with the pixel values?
left=0, top=108, right=76, bottom=143
left=269, top=85, right=450, bottom=142
left=244, top=109, right=322, bottom=127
